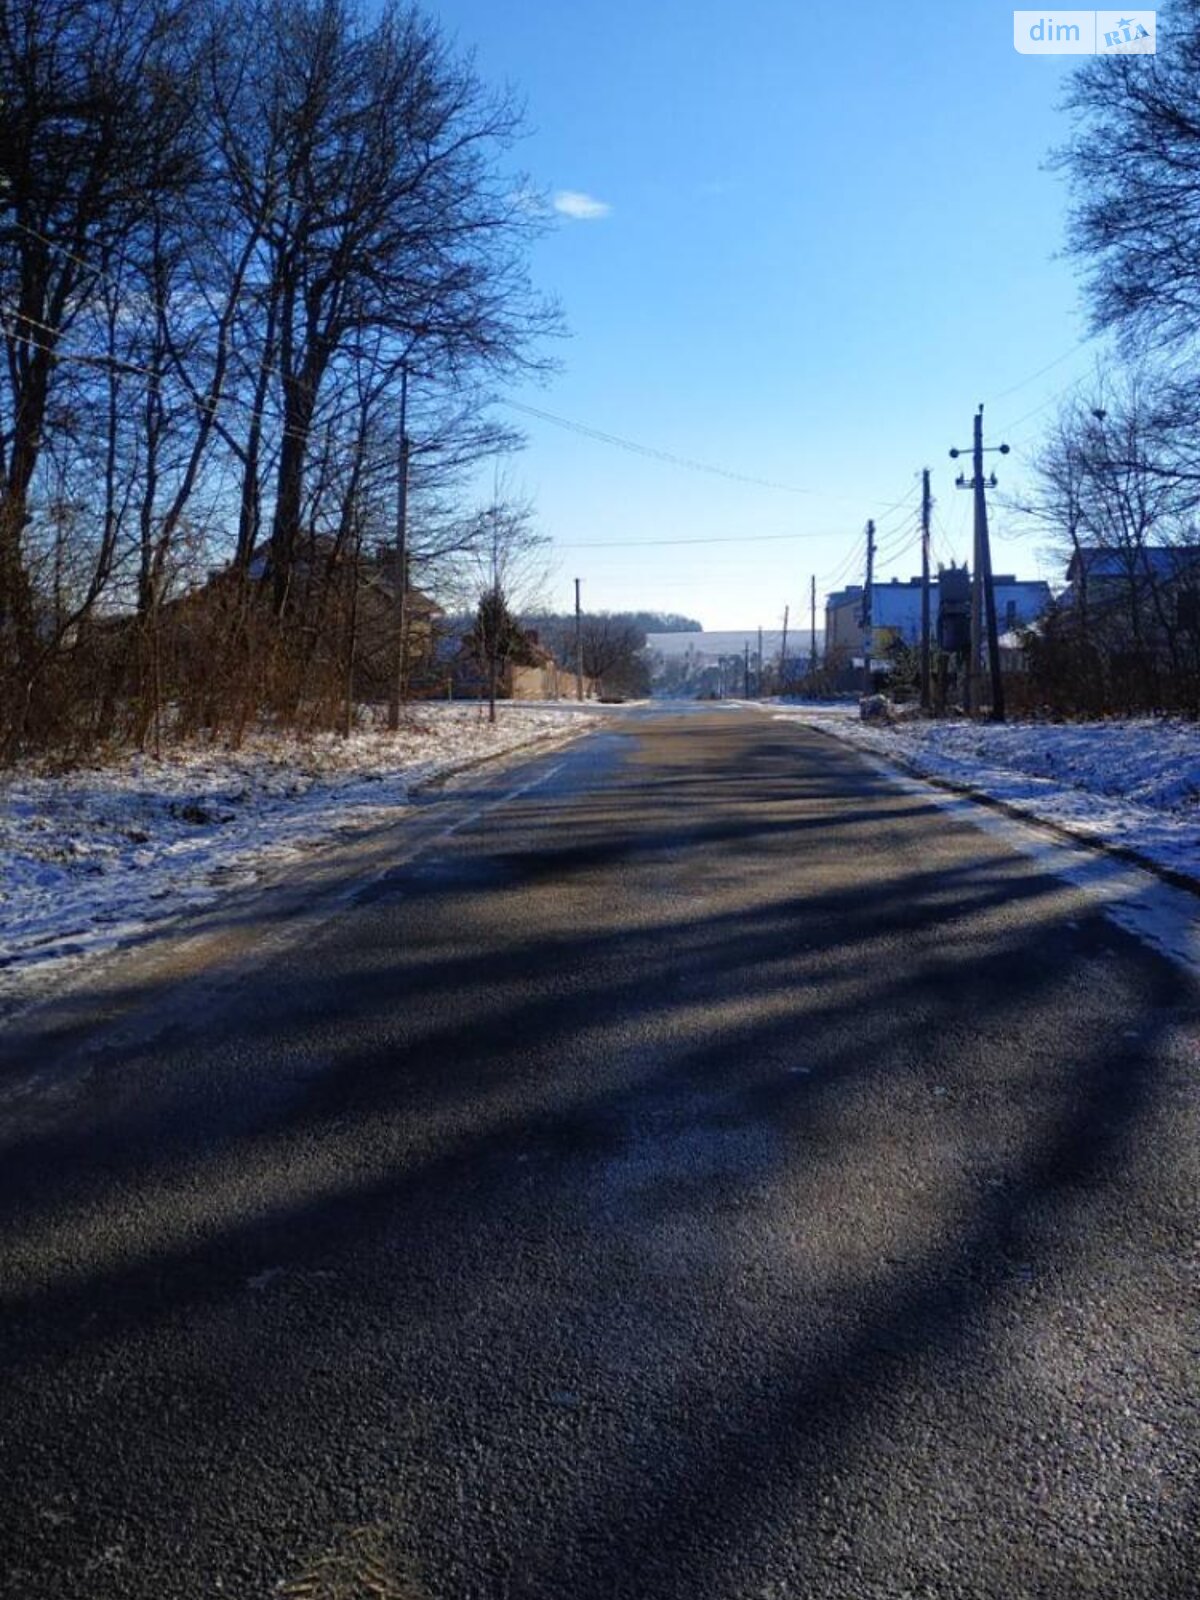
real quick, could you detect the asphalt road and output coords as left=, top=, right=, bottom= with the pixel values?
left=1, top=706, right=1197, bottom=1600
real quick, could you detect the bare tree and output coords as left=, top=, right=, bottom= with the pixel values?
left=203, top=0, right=554, bottom=615
left=459, top=493, right=547, bottom=722
left=1055, top=1, right=1200, bottom=355
left=1022, top=375, right=1200, bottom=710
left=0, top=0, right=201, bottom=748
left=0, top=0, right=556, bottom=757
left=578, top=614, right=648, bottom=699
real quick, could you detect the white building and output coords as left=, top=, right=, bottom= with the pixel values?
left=826, top=573, right=1051, bottom=664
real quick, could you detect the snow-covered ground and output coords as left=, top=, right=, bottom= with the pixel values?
left=773, top=703, right=1200, bottom=883
left=1, top=703, right=607, bottom=999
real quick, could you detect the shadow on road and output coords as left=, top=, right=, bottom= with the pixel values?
left=0, top=715, right=1195, bottom=1599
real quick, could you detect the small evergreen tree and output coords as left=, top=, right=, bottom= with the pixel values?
left=466, top=589, right=540, bottom=723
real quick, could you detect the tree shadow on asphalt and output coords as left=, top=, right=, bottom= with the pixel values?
left=0, top=715, right=1196, bottom=1598
left=0, top=844, right=1093, bottom=1230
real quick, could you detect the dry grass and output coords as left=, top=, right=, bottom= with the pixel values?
left=276, top=1525, right=425, bottom=1600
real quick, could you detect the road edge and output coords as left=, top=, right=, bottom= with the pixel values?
left=798, top=718, right=1200, bottom=900
left=0, top=716, right=609, bottom=1037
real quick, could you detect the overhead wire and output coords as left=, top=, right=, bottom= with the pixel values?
left=814, top=479, right=928, bottom=595
left=12, top=220, right=930, bottom=515
left=986, top=338, right=1094, bottom=405
left=502, top=401, right=824, bottom=497
left=556, top=528, right=853, bottom=551
left=15, top=217, right=1078, bottom=608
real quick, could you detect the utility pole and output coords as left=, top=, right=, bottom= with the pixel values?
left=387, top=362, right=411, bottom=732
left=968, top=501, right=982, bottom=715
left=757, top=625, right=763, bottom=698
left=809, top=575, right=818, bottom=679
left=861, top=519, right=876, bottom=697
left=744, top=639, right=750, bottom=698
left=976, top=411, right=1006, bottom=724
left=574, top=577, right=584, bottom=702
left=950, top=406, right=1009, bottom=721
left=779, top=605, right=789, bottom=696
left=920, top=468, right=932, bottom=712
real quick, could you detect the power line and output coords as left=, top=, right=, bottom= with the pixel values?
left=875, top=513, right=921, bottom=561
left=555, top=528, right=842, bottom=551
left=872, top=532, right=922, bottom=576
left=987, top=338, right=1094, bottom=405
left=503, top=400, right=820, bottom=495
left=999, top=370, right=1093, bottom=443
left=505, top=399, right=936, bottom=514
left=559, top=479, right=922, bottom=560
left=818, top=513, right=914, bottom=594
left=8, top=222, right=942, bottom=542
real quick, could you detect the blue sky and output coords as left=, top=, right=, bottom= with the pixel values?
left=429, top=0, right=1102, bottom=628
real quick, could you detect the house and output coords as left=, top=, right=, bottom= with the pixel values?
left=205, top=537, right=444, bottom=698
left=823, top=587, right=869, bottom=666
left=359, top=546, right=444, bottom=692
left=1052, top=544, right=1200, bottom=698
left=442, top=623, right=597, bottom=702
left=825, top=569, right=1051, bottom=668
left=509, top=656, right=597, bottom=700
left=1060, top=545, right=1200, bottom=620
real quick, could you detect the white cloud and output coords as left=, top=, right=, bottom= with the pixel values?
left=553, top=190, right=612, bottom=221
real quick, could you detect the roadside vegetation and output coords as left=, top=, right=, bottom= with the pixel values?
left=1012, top=8, right=1200, bottom=718
left=0, top=0, right=554, bottom=761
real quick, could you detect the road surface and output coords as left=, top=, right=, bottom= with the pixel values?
left=1, top=706, right=1197, bottom=1599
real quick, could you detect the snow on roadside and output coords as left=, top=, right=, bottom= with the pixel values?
left=773, top=706, right=1200, bottom=883
left=0, top=703, right=606, bottom=994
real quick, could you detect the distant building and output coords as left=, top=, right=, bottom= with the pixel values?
left=441, top=624, right=598, bottom=702
left=1060, top=545, right=1200, bottom=612
left=188, top=537, right=443, bottom=699
left=825, top=569, right=1051, bottom=668
left=1053, top=546, right=1200, bottom=690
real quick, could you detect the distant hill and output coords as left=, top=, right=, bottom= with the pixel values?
left=645, top=628, right=822, bottom=660
left=523, top=610, right=702, bottom=638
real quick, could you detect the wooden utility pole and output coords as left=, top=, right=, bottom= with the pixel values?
left=861, top=519, right=876, bottom=697
left=343, top=502, right=362, bottom=738
left=809, top=575, right=818, bottom=678
left=920, top=468, right=932, bottom=712
left=744, top=639, right=750, bottom=698
left=779, top=605, right=789, bottom=695
left=951, top=407, right=1009, bottom=721
left=757, top=625, right=763, bottom=698
left=968, top=500, right=982, bottom=714
left=387, top=362, right=411, bottom=732
left=975, top=411, right=1006, bottom=723
left=574, top=577, right=584, bottom=701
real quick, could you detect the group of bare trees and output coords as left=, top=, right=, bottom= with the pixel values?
left=1027, top=0, right=1200, bottom=714
left=1021, top=379, right=1200, bottom=712
left=522, top=611, right=651, bottom=700
left=0, top=0, right=552, bottom=757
